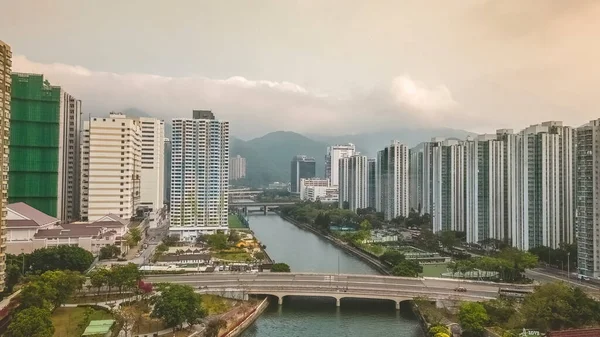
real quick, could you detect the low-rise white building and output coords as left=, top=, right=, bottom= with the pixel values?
left=299, top=178, right=335, bottom=201
left=5, top=203, right=130, bottom=255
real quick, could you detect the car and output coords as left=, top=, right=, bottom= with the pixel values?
left=454, top=287, right=467, bottom=292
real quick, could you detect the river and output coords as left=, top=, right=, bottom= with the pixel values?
left=240, top=214, right=424, bottom=337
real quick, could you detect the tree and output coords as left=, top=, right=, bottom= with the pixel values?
left=39, top=270, right=85, bottom=309
left=314, top=212, right=331, bottom=232
left=342, top=201, right=350, bottom=210
left=99, top=245, right=121, bottom=260
left=380, top=250, right=406, bottom=265
left=227, top=230, right=241, bottom=243
left=207, top=233, right=228, bottom=250
left=458, top=302, right=489, bottom=337
left=112, top=263, right=142, bottom=295
left=254, top=252, right=265, bottom=261
left=89, top=268, right=111, bottom=295
left=28, top=246, right=94, bottom=274
left=205, top=318, right=227, bottom=337
left=6, top=307, right=54, bottom=337
left=162, top=235, right=180, bottom=247
left=391, top=260, right=423, bottom=277
left=271, top=263, right=291, bottom=272
left=358, top=219, right=372, bottom=231
left=19, top=279, right=58, bottom=311
left=429, top=325, right=451, bottom=337
left=151, top=284, right=206, bottom=331
left=129, top=228, right=142, bottom=244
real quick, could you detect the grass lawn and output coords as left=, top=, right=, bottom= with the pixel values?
left=213, top=249, right=252, bottom=262
left=52, top=307, right=113, bottom=337
left=201, top=294, right=234, bottom=315
left=420, top=263, right=449, bottom=277
left=228, top=214, right=246, bottom=228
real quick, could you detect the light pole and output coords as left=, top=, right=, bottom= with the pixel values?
left=21, top=248, right=25, bottom=275
left=567, top=252, right=570, bottom=280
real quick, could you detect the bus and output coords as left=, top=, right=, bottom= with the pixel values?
left=498, top=288, right=533, bottom=299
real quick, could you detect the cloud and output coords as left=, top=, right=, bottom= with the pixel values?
left=390, top=75, right=457, bottom=113
left=12, top=55, right=461, bottom=138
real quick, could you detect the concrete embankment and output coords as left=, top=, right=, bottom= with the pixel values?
left=277, top=213, right=391, bottom=275
left=221, top=297, right=269, bottom=337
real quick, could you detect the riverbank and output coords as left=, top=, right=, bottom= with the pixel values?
left=276, top=213, right=391, bottom=275
left=222, top=298, right=269, bottom=337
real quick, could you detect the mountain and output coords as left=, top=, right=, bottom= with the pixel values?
left=306, top=128, right=476, bottom=157
left=230, top=131, right=329, bottom=187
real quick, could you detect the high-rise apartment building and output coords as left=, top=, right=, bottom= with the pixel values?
left=339, top=155, right=369, bottom=211
left=576, top=119, right=600, bottom=278
left=367, top=159, right=376, bottom=209
left=410, top=138, right=465, bottom=233
left=139, top=117, right=164, bottom=212
left=376, top=141, right=409, bottom=221
left=9, top=73, right=81, bottom=221
left=81, top=113, right=142, bottom=221
left=0, top=40, right=13, bottom=290
left=325, top=144, right=355, bottom=186
left=229, top=155, right=246, bottom=180
left=164, top=138, right=171, bottom=203
left=464, top=135, right=505, bottom=244
left=290, top=155, right=316, bottom=193
left=169, top=110, right=229, bottom=240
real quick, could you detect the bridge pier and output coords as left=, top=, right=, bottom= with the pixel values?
left=336, top=298, right=341, bottom=307
left=263, top=206, right=267, bottom=215
left=278, top=296, right=283, bottom=305
left=243, top=207, right=248, bottom=216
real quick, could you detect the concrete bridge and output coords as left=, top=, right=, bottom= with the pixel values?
left=146, top=272, right=528, bottom=309
left=229, top=201, right=298, bottom=215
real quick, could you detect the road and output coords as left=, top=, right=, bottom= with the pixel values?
left=525, top=268, right=600, bottom=291
left=145, top=273, right=508, bottom=300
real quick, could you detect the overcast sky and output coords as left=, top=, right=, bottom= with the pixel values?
left=1, top=0, right=599, bottom=139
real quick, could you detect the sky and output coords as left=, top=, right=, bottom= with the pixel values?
left=1, top=0, right=599, bottom=139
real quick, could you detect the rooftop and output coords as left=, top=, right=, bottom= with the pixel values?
left=7, top=202, right=59, bottom=227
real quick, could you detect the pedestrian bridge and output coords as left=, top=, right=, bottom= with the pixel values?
left=146, top=272, right=530, bottom=309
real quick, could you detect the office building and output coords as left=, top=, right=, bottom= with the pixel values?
left=229, top=155, right=246, bottom=180
left=339, top=155, right=369, bottom=211
left=377, top=141, right=409, bottom=220
left=299, top=178, right=337, bottom=202
left=9, top=73, right=82, bottom=222
left=0, top=40, right=12, bottom=290
left=576, top=119, right=600, bottom=278
left=169, top=110, right=229, bottom=240
left=325, top=144, right=356, bottom=186
left=164, top=138, right=171, bottom=203
left=81, top=112, right=142, bottom=221
left=139, top=117, right=165, bottom=212
left=367, top=159, right=376, bottom=209
left=290, top=155, right=316, bottom=193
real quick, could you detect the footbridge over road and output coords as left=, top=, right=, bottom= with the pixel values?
left=146, top=272, right=530, bottom=309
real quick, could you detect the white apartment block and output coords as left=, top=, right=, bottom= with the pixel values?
left=576, top=119, right=600, bottom=278
left=229, top=155, right=246, bottom=180
left=169, top=110, right=229, bottom=241
left=464, top=135, right=505, bottom=244
left=339, top=155, right=369, bottom=211
left=139, top=117, right=165, bottom=212
left=299, top=178, right=337, bottom=202
left=326, top=144, right=355, bottom=186
left=377, top=141, right=409, bottom=220
left=409, top=138, right=465, bottom=233
left=58, top=92, right=82, bottom=223
left=81, top=113, right=142, bottom=221
left=512, top=124, right=564, bottom=250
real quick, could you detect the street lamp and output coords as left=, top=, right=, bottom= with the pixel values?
left=567, top=252, right=571, bottom=280
left=21, top=248, right=25, bottom=275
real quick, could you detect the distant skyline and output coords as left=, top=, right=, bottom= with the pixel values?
left=2, top=0, right=599, bottom=138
